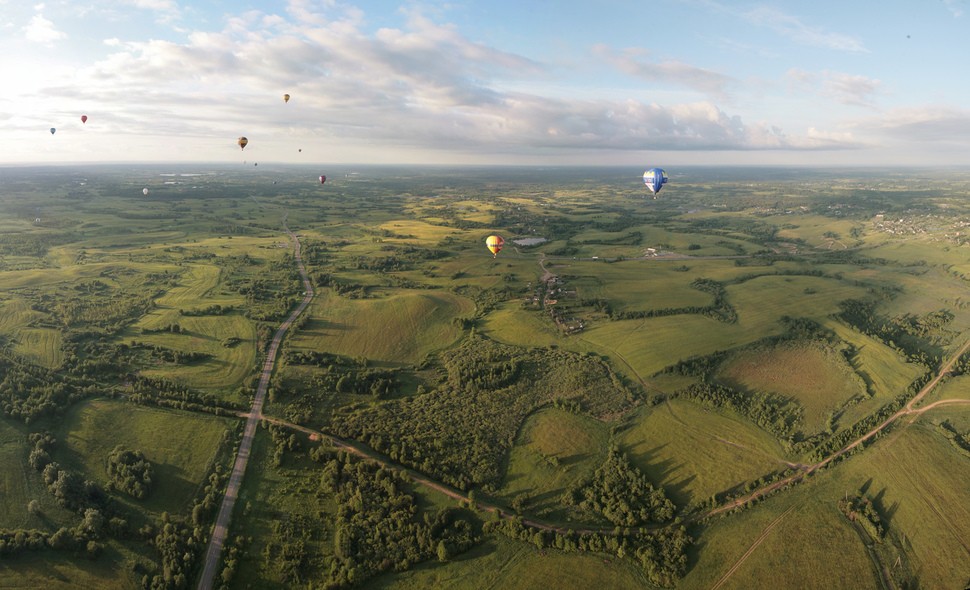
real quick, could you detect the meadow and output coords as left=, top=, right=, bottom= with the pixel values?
left=57, top=399, right=234, bottom=516
left=1, top=164, right=969, bottom=589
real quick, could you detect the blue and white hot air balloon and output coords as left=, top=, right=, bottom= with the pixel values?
left=643, top=168, right=668, bottom=197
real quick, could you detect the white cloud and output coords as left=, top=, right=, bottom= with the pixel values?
left=743, top=6, right=867, bottom=52
left=16, top=3, right=865, bottom=162
left=23, top=12, right=66, bottom=44
left=787, top=69, right=882, bottom=107
left=593, top=45, right=735, bottom=101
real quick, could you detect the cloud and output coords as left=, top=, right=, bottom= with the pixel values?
left=743, top=6, right=867, bottom=52
left=593, top=45, right=735, bottom=100
left=787, top=69, right=882, bottom=107
left=943, top=0, right=964, bottom=18
left=860, top=107, right=970, bottom=142
left=23, top=12, right=66, bottom=44
left=33, top=4, right=856, bottom=159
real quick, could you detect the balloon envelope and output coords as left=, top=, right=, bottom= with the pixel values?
left=237, top=136, right=248, bottom=150
left=485, top=235, right=505, bottom=257
left=50, top=128, right=56, bottom=135
left=643, top=168, right=668, bottom=195
left=319, top=175, right=327, bottom=184
left=143, top=188, right=149, bottom=196
left=80, top=115, right=87, bottom=124
left=283, top=94, right=290, bottom=103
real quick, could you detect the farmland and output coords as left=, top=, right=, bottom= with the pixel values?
left=1, top=164, right=969, bottom=589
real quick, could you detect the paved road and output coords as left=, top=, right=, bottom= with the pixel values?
left=196, top=218, right=314, bottom=590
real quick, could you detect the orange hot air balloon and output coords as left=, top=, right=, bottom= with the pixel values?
left=485, top=235, right=504, bottom=258
left=80, top=115, right=88, bottom=124
left=237, top=136, right=248, bottom=150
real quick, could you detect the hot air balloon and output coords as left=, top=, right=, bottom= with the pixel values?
left=80, top=115, right=87, bottom=124
left=143, top=188, right=150, bottom=196
left=283, top=93, right=290, bottom=103
left=485, top=235, right=505, bottom=258
left=237, top=136, right=249, bottom=150
left=643, top=168, right=668, bottom=197
left=319, top=175, right=327, bottom=185
left=50, top=128, right=56, bottom=135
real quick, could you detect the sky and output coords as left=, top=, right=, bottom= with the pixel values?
left=2, top=0, right=970, bottom=167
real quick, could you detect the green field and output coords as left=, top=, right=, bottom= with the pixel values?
left=290, top=289, right=474, bottom=363
left=498, top=407, right=610, bottom=519
left=4, top=165, right=970, bottom=589
left=57, top=399, right=234, bottom=516
left=619, top=399, right=790, bottom=508
left=373, top=535, right=652, bottom=590
left=716, top=343, right=866, bottom=435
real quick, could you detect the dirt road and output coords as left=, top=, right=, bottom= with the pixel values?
left=196, top=219, right=314, bottom=590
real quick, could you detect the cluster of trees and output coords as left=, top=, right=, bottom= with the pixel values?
left=352, top=245, right=450, bottom=273
left=838, top=494, right=885, bottom=541
left=106, top=446, right=154, bottom=500
left=140, top=323, right=185, bottom=334
left=124, top=341, right=212, bottom=365
left=309, top=448, right=478, bottom=588
left=280, top=351, right=398, bottom=400
left=179, top=304, right=234, bottom=316
left=565, top=446, right=675, bottom=526
left=0, top=356, right=94, bottom=423
left=145, top=516, right=206, bottom=589
left=126, top=375, right=246, bottom=417
left=0, top=507, right=109, bottom=560
left=483, top=516, right=691, bottom=588
left=333, top=337, right=632, bottom=491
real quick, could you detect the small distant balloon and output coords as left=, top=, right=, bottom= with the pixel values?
left=50, top=127, right=56, bottom=135
left=643, top=168, right=668, bottom=197
left=485, top=235, right=505, bottom=258
left=283, top=93, right=290, bottom=103
left=80, top=115, right=87, bottom=124
left=254, top=162, right=258, bottom=167
left=319, top=175, right=327, bottom=184
left=298, top=148, right=302, bottom=153
left=143, top=188, right=150, bottom=196
left=237, top=136, right=248, bottom=150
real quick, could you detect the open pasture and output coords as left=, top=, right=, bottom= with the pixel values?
left=480, top=302, right=570, bottom=349
left=377, top=219, right=459, bottom=244
left=373, top=535, right=651, bottom=590
left=290, top=289, right=474, bottom=363
left=11, top=327, right=63, bottom=369
left=771, top=214, right=862, bottom=249
left=0, top=551, right=140, bottom=590
left=618, top=399, right=789, bottom=508
left=728, top=274, right=868, bottom=336
left=58, top=399, right=234, bottom=516
left=680, top=491, right=877, bottom=590
left=813, top=417, right=970, bottom=590
left=561, top=260, right=713, bottom=312
left=716, top=343, right=866, bottom=435
left=579, top=314, right=744, bottom=379
left=124, top=313, right=256, bottom=391
left=498, top=408, right=609, bottom=519
left=824, top=322, right=922, bottom=402
left=0, top=419, right=77, bottom=531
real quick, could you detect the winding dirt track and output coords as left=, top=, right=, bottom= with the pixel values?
left=196, top=218, right=314, bottom=590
